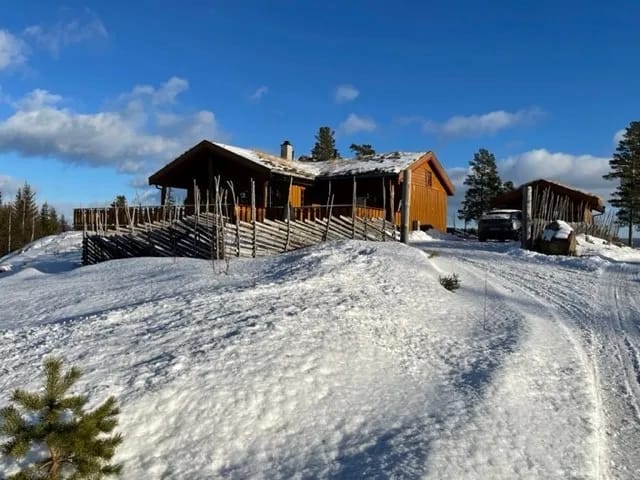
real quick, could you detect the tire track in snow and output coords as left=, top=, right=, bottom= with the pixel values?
left=594, top=263, right=640, bottom=478
left=458, top=255, right=608, bottom=480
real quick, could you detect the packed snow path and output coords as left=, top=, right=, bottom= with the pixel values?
left=418, top=237, right=640, bottom=479
left=1, top=232, right=639, bottom=478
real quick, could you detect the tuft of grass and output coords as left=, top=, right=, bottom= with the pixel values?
left=439, top=273, right=460, bottom=291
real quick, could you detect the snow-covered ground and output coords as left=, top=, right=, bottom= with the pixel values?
left=1, top=232, right=639, bottom=478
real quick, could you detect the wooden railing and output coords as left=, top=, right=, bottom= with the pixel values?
left=74, top=204, right=397, bottom=231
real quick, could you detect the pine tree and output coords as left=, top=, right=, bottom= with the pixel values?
left=0, top=192, right=8, bottom=254
left=111, top=196, right=127, bottom=208
left=349, top=144, right=376, bottom=159
left=310, top=126, right=339, bottom=161
left=38, top=203, right=61, bottom=237
left=0, top=357, right=123, bottom=480
left=502, top=180, right=515, bottom=192
left=59, top=214, right=69, bottom=232
left=604, top=120, right=640, bottom=245
left=165, top=188, right=176, bottom=207
left=13, top=183, right=38, bottom=249
left=458, top=148, right=505, bottom=222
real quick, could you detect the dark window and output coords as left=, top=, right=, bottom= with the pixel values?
left=426, top=171, right=433, bottom=187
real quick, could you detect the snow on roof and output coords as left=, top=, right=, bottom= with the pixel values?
left=315, top=152, right=428, bottom=177
left=212, top=142, right=318, bottom=179
left=213, top=143, right=427, bottom=178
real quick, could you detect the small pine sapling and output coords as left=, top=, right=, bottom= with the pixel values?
left=439, top=273, right=461, bottom=291
left=0, top=357, right=123, bottom=479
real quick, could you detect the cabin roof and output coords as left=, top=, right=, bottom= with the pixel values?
left=316, top=152, right=426, bottom=176
left=149, top=140, right=455, bottom=195
left=212, top=142, right=318, bottom=179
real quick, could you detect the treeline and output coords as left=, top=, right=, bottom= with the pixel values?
left=0, top=183, right=69, bottom=256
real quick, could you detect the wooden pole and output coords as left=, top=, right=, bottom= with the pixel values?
left=7, top=204, right=12, bottom=253
left=363, top=198, right=368, bottom=239
left=390, top=182, right=395, bottom=226
left=324, top=194, right=334, bottom=242
left=521, top=185, right=532, bottom=249
left=326, top=181, right=332, bottom=218
left=263, top=181, right=269, bottom=209
left=401, top=169, right=411, bottom=244
left=381, top=178, right=387, bottom=241
left=227, top=180, right=241, bottom=257
left=351, top=176, right=357, bottom=239
left=251, top=179, right=257, bottom=258
left=285, top=177, right=292, bottom=251
left=160, top=186, right=167, bottom=206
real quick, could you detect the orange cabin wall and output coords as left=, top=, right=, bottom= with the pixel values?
left=289, top=185, right=305, bottom=207
left=408, top=161, right=448, bottom=231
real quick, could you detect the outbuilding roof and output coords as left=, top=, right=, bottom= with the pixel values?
left=493, top=178, right=605, bottom=212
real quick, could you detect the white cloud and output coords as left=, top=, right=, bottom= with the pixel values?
left=500, top=149, right=610, bottom=193
left=249, top=86, right=268, bottom=103
left=339, top=113, right=376, bottom=135
left=334, top=84, right=359, bottom=103
left=424, top=108, right=544, bottom=138
left=0, top=78, right=226, bottom=174
left=613, top=128, right=625, bottom=145
left=23, top=9, right=108, bottom=56
left=15, top=89, right=63, bottom=110
left=0, top=29, right=27, bottom=70
left=0, top=174, right=22, bottom=199
left=123, top=77, right=189, bottom=107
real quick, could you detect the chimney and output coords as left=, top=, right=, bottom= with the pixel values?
left=280, top=140, right=294, bottom=161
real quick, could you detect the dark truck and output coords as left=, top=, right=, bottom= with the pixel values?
left=477, top=209, right=522, bottom=242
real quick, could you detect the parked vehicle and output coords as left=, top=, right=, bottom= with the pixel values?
left=477, top=209, right=522, bottom=242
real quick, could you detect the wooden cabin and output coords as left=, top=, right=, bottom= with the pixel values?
left=145, top=140, right=455, bottom=231
left=306, top=151, right=454, bottom=231
left=492, top=179, right=605, bottom=224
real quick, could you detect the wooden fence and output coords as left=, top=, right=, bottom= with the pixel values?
left=74, top=204, right=394, bottom=230
left=81, top=212, right=398, bottom=265
left=529, top=185, right=619, bottom=244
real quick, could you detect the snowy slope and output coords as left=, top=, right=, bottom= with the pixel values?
left=1, top=234, right=639, bottom=478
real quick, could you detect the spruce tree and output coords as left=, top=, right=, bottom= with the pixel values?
left=310, top=126, right=339, bottom=161
left=349, top=144, right=376, bottom=159
left=38, top=203, right=61, bottom=237
left=13, top=183, right=38, bottom=249
left=59, top=215, right=69, bottom=233
left=0, top=192, right=7, bottom=254
left=458, top=148, right=505, bottom=222
left=111, top=196, right=127, bottom=208
left=604, top=120, right=640, bottom=245
left=0, top=357, right=123, bottom=480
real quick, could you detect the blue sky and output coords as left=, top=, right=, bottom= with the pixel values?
left=0, top=0, right=638, bottom=225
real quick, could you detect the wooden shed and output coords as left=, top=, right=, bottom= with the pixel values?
left=492, top=179, right=605, bottom=224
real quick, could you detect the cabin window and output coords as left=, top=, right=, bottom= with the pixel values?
left=426, top=171, right=433, bottom=187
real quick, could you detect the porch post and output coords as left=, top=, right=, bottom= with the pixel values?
left=401, top=169, right=411, bottom=244
left=160, top=186, right=167, bottom=206
left=263, top=180, right=269, bottom=209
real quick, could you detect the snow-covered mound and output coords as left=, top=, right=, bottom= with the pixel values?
left=2, top=231, right=639, bottom=478
left=0, top=231, right=83, bottom=277
left=576, top=234, right=640, bottom=262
